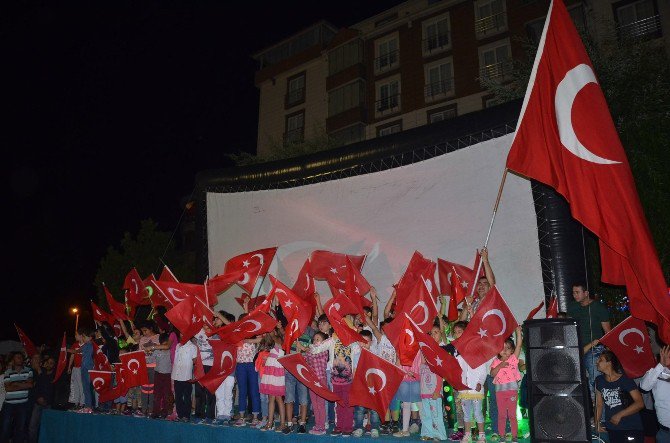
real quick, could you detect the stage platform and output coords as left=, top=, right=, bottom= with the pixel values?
left=39, top=409, right=555, bottom=443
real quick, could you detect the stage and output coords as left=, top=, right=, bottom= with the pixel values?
left=39, top=410, right=544, bottom=442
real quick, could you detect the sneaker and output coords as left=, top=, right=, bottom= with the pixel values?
left=460, top=433, right=473, bottom=443
left=504, top=433, right=513, bottom=442
left=282, top=425, right=292, bottom=434
left=233, top=418, right=246, bottom=427
left=342, top=431, right=352, bottom=437
left=353, top=428, right=364, bottom=437
left=391, top=422, right=400, bottom=434
left=477, top=433, right=487, bottom=443
left=132, top=410, right=144, bottom=418
left=331, top=428, right=343, bottom=436
left=409, top=423, right=420, bottom=434
left=255, top=419, right=267, bottom=429
left=490, top=433, right=500, bottom=442
left=379, top=424, right=390, bottom=435
left=297, top=424, right=307, bottom=434
left=371, top=429, right=380, bottom=438
left=309, top=429, right=327, bottom=435
left=450, top=431, right=464, bottom=441
left=180, top=417, right=189, bottom=423
left=393, top=430, right=410, bottom=437
left=250, top=418, right=260, bottom=427
left=190, top=418, right=204, bottom=425
left=123, top=409, right=133, bottom=416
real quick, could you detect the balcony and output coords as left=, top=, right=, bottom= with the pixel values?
left=374, top=50, right=399, bottom=74
left=285, top=87, right=305, bottom=108
left=283, top=128, right=304, bottom=145
left=425, top=79, right=454, bottom=99
left=375, top=94, right=400, bottom=116
left=479, top=60, right=514, bottom=82
left=617, top=15, right=662, bottom=41
left=475, top=11, right=507, bottom=38
left=423, top=34, right=450, bottom=54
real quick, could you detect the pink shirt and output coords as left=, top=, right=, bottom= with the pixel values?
left=491, top=355, right=521, bottom=385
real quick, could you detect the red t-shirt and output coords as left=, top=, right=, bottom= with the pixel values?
left=72, top=342, right=82, bottom=368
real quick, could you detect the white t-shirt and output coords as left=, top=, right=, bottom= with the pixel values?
left=194, top=329, right=214, bottom=366
left=372, top=334, right=397, bottom=364
left=172, top=341, right=197, bottom=382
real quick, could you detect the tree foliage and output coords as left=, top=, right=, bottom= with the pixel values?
left=93, top=219, right=195, bottom=305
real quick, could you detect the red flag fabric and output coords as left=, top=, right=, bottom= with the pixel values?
left=526, top=300, right=545, bottom=320
left=279, top=353, right=341, bottom=402
left=395, top=251, right=433, bottom=299
left=269, top=276, right=312, bottom=353
left=251, top=293, right=273, bottom=314
left=90, top=302, right=113, bottom=325
left=53, top=333, right=67, bottom=383
left=546, top=296, right=559, bottom=318
left=165, top=295, right=204, bottom=345
left=196, top=340, right=238, bottom=394
left=326, top=257, right=371, bottom=302
left=437, top=257, right=483, bottom=298
left=396, top=271, right=439, bottom=332
left=123, top=268, right=150, bottom=306
left=207, top=267, right=251, bottom=298
left=158, top=265, right=179, bottom=283
left=114, top=363, right=128, bottom=395
left=405, top=314, right=469, bottom=391
left=104, top=285, right=129, bottom=321
left=599, top=316, right=656, bottom=378
left=120, top=350, right=149, bottom=388
left=224, top=247, right=277, bottom=293
left=152, top=280, right=211, bottom=307
left=235, top=293, right=251, bottom=309
left=452, top=286, right=518, bottom=368
left=447, top=266, right=468, bottom=321
left=144, top=276, right=173, bottom=309
left=292, top=259, right=316, bottom=301
left=89, top=370, right=117, bottom=403
left=505, top=0, right=669, bottom=342
left=349, top=348, right=405, bottom=421
left=383, top=315, right=420, bottom=366
left=212, top=310, right=278, bottom=344
left=325, top=308, right=365, bottom=347
left=193, top=348, right=205, bottom=381
left=14, top=324, right=37, bottom=358
left=92, top=341, right=112, bottom=371
left=309, top=250, right=366, bottom=280
left=324, top=293, right=360, bottom=317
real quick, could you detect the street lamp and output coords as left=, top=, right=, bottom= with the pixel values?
left=71, top=307, right=79, bottom=334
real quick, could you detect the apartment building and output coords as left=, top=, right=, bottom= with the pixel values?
left=253, top=0, right=669, bottom=158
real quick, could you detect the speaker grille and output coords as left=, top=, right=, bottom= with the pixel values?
left=532, top=395, right=587, bottom=441
left=530, top=348, right=581, bottom=387
left=528, top=323, right=579, bottom=348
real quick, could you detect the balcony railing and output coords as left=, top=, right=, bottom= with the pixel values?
left=285, top=87, right=305, bottom=107
left=423, top=34, right=450, bottom=53
left=617, top=15, right=662, bottom=40
left=283, top=128, right=304, bottom=145
left=375, top=94, right=400, bottom=115
left=425, top=79, right=454, bottom=98
left=479, top=60, right=514, bottom=81
left=475, top=11, right=507, bottom=36
left=374, top=50, right=399, bottom=72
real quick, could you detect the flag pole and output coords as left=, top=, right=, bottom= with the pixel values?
left=89, top=299, right=98, bottom=330
left=467, top=168, right=509, bottom=301
left=200, top=276, right=217, bottom=316
left=249, top=271, right=267, bottom=311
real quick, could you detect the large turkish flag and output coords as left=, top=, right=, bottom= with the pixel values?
left=599, top=316, right=656, bottom=378
left=505, top=0, right=669, bottom=342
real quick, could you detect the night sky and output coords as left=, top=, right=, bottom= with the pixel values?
left=3, top=1, right=404, bottom=345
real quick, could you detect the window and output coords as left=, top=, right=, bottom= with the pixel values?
left=425, top=59, right=454, bottom=99
left=284, top=111, right=304, bottom=145
left=328, top=81, right=365, bottom=117
left=329, top=40, right=363, bottom=75
left=376, top=78, right=401, bottom=116
left=526, top=5, right=587, bottom=43
left=475, top=0, right=507, bottom=38
left=377, top=121, right=402, bottom=137
left=423, top=14, right=451, bottom=54
left=374, top=36, right=399, bottom=73
left=286, top=72, right=306, bottom=107
left=330, top=124, right=366, bottom=147
left=428, top=105, right=457, bottom=123
left=615, top=0, right=661, bottom=40
left=479, top=41, right=512, bottom=81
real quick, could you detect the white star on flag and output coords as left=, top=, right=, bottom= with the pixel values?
left=461, top=281, right=468, bottom=289
left=634, top=345, right=644, bottom=354
left=368, top=386, right=376, bottom=395
left=284, top=300, right=293, bottom=309
left=478, top=328, right=488, bottom=338
left=243, top=260, right=250, bottom=268
left=435, top=356, right=443, bottom=367
left=330, top=267, right=338, bottom=274
left=314, top=382, right=322, bottom=388
left=132, top=369, right=138, bottom=374
left=192, top=315, right=197, bottom=323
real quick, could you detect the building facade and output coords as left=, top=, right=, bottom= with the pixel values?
left=253, top=0, right=669, bottom=157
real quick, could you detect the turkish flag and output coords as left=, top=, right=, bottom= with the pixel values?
left=193, top=348, right=205, bottom=381
left=197, top=340, right=238, bottom=394
left=325, top=308, right=365, bottom=347
left=92, top=341, right=112, bottom=371
left=250, top=293, right=273, bottom=314
left=437, top=256, right=483, bottom=298
left=224, top=247, right=277, bottom=293
left=396, top=270, right=439, bottom=332
left=123, top=268, right=150, bottom=306
left=349, top=348, right=405, bottom=421
left=546, top=296, right=559, bottom=318
left=152, top=280, right=211, bottom=308
left=505, top=0, right=669, bottom=342
left=53, top=333, right=67, bottom=383
left=326, top=257, right=371, bottom=302
left=383, top=314, right=419, bottom=366
left=114, top=363, right=128, bottom=394
left=120, top=350, right=149, bottom=388
left=212, top=310, right=278, bottom=344
left=292, top=259, right=316, bottom=301
left=279, top=353, right=341, bottom=402
left=207, top=268, right=250, bottom=298
left=324, top=293, right=361, bottom=317
left=405, top=314, right=469, bottom=391
left=89, top=370, right=117, bottom=403
left=14, top=324, right=37, bottom=358
left=526, top=300, right=545, bottom=320
left=269, top=276, right=313, bottom=353
left=104, top=285, right=129, bottom=321
left=158, top=265, right=179, bottom=283
left=452, top=286, right=518, bottom=368
left=90, top=301, right=113, bottom=325
left=447, top=266, right=468, bottom=321
left=395, top=251, right=433, bottom=300
left=165, top=295, right=204, bottom=345
left=599, top=316, right=656, bottom=378
left=309, top=250, right=366, bottom=280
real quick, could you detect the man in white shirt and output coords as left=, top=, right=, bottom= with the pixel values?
left=172, top=339, right=197, bottom=422
left=640, top=345, right=670, bottom=443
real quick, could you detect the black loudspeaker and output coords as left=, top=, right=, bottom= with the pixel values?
left=524, top=318, right=590, bottom=443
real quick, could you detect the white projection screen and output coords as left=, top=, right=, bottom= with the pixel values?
left=207, top=133, right=543, bottom=322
